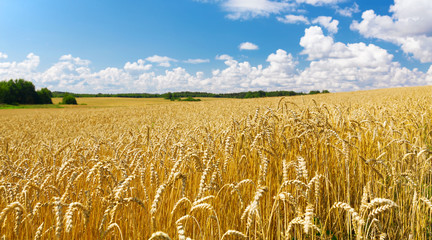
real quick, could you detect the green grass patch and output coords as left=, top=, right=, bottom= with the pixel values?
left=179, top=97, right=201, bottom=102
left=0, top=104, right=63, bottom=109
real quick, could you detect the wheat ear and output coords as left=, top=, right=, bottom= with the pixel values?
left=148, top=231, right=172, bottom=240
left=221, top=230, right=247, bottom=239
left=34, top=222, right=44, bottom=240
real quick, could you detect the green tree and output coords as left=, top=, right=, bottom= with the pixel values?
left=309, top=90, right=321, bottom=95
left=37, top=88, right=53, bottom=104
left=5, top=80, right=19, bottom=104
left=245, top=91, right=253, bottom=98
left=163, top=92, right=173, bottom=100
left=15, top=79, right=38, bottom=104
left=0, top=81, right=9, bottom=104
left=62, top=94, right=77, bottom=105
left=171, top=92, right=177, bottom=101
left=0, top=79, right=48, bottom=104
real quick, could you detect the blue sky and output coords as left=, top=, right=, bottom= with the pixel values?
left=0, top=0, right=431, bottom=93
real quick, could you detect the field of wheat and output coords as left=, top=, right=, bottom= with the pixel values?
left=0, top=86, right=431, bottom=239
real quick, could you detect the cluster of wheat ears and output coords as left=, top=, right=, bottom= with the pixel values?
left=0, top=90, right=431, bottom=239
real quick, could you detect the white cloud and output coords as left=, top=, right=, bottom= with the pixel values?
left=222, top=0, right=294, bottom=20
left=146, top=55, right=177, bottom=67
left=18, top=53, right=40, bottom=72
left=59, top=54, right=91, bottom=66
left=312, top=16, right=339, bottom=33
left=184, top=58, right=210, bottom=64
left=216, top=54, right=233, bottom=61
left=204, top=49, right=298, bottom=91
left=198, top=0, right=348, bottom=20
left=0, top=53, right=40, bottom=81
left=124, top=59, right=152, bottom=71
left=1, top=33, right=432, bottom=94
left=277, top=15, right=339, bottom=34
left=295, top=0, right=343, bottom=6
left=300, top=26, right=394, bottom=64
left=154, top=67, right=195, bottom=91
left=216, top=54, right=237, bottom=67
left=300, top=26, right=337, bottom=60
left=39, top=54, right=92, bottom=89
left=263, top=49, right=297, bottom=79
left=239, top=42, right=259, bottom=50
left=0, top=52, right=8, bottom=59
left=297, top=26, right=429, bottom=91
left=277, top=14, right=310, bottom=24
left=148, top=34, right=431, bottom=93
left=334, top=2, right=359, bottom=17
left=351, top=0, right=432, bottom=63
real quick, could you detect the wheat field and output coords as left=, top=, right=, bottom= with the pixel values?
left=0, top=86, right=431, bottom=239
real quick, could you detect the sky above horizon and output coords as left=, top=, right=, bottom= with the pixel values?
left=1, top=0, right=432, bottom=93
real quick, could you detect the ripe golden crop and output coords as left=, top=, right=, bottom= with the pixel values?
left=0, top=86, right=431, bottom=239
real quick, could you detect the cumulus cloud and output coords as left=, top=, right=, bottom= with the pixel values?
left=262, top=49, right=298, bottom=83
left=351, top=0, right=432, bottom=62
left=146, top=55, right=177, bottom=67
left=298, top=26, right=407, bottom=90
left=39, top=54, right=92, bottom=90
left=184, top=58, right=210, bottom=64
left=204, top=49, right=298, bottom=91
left=295, top=0, right=344, bottom=6
left=300, top=26, right=394, bottom=64
left=146, top=27, right=431, bottom=93
left=312, top=16, right=339, bottom=34
left=277, top=15, right=339, bottom=34
left=154, top=67, right=197, bottom=92
left=300, top=26, right=337, bottom=60
left=239, top=42, right=259, bottom=50
left=0, top=52, right=8, bottom=59
left=216, top=54, right=238, bottom=67
left=334, top=2, right=359, bottom=17
left=124, top=59, right=152, bottom=71
left=0, top=53, right=40, bottom=80
left=198, top=0, right=351, bottom=20
left=222, top=0, right=294, bottom=20
left=277, top=14, right=310, bottom=24
left=1, top=31, right=432, bottom=94
left=59, top=54, right=91, bottom=65
left=216, top=54, right=233, bottom=61
left=18, top=53, right=40, bottom=72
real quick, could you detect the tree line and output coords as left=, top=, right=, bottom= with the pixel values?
left=0, top=79, right=330, bottom=105
left=53, top=89, right=330, bottom=99
left=0, top=79, right=53, bottom=105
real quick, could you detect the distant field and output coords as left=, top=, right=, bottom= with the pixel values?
left=1, top=86, right=431, bottom=239
left=52, top=97, right=169, bottom=107
left=51, top=97, right=219, bottom=107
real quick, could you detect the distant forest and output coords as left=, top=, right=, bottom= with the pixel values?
left=0, top=78, right=330, bottom=105
left=0, top=79, right=53, bottom=105
left=52, top=89, right=329, bottom=99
